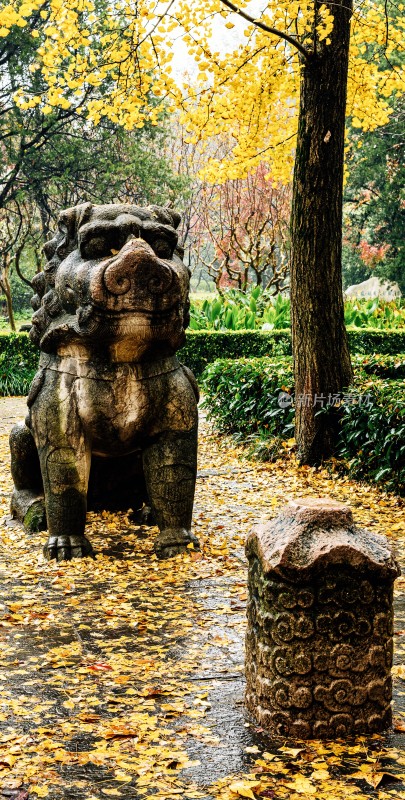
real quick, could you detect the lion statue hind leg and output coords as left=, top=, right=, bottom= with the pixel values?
left=10, top=422, right=47, bottom=533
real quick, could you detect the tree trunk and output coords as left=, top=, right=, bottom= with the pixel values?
left=291, top=0, right=354, bottom=465
left=0, top=256, right=16, bottom=332
left=36, top=193, right=52, bottom=241
left=3, top=276, right=16, bottom=332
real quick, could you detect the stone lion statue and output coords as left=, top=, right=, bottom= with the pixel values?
left=10, top=203, right=199, bottom=561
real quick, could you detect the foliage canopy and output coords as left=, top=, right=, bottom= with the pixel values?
left=343, top=96, right=405, bottom=291
left=1, top=1, right=404, bottom=183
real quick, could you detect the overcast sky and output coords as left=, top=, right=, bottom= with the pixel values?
left=170, top=1, right=267, bottom=82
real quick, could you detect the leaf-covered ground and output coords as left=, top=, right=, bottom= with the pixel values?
left=0, top=397, right=404, bottom=800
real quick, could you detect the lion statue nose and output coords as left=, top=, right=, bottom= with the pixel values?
left=91, top=239, right=174, bottom=306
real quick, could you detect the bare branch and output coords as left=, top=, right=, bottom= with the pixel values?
left=218, top=0, right=311, bottom=59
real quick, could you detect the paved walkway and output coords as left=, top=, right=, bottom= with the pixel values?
left=0, top=397, right=404, bottom=800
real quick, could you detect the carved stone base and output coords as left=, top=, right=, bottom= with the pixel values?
left=245, top=498, right=400, bottom=739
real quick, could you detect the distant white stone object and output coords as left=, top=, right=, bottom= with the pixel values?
left=345, top=276, right=402, bottom=300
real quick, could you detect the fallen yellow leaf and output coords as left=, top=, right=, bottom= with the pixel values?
left=229, top=779, right=261, bottom=798
left=278, top=747, right=306, bottom=758
left=285, top=776, right=317, bottom=795
left=115, top=772, right=132, bottom=783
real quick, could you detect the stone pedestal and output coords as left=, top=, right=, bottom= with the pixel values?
left=245, top=498, right=400, bottom=739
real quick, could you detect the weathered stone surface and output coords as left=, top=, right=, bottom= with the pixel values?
left=345, top=276, right=401, bottom=300
left=245, top=498, right=400, bottom=739
left=10, top=489, right=47, bottom=533
left=10, top=203, right=199, bottom=561
left=246, top=498, right=399, bottom=579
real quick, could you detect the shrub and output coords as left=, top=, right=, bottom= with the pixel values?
left=334, top=379, right=405, bottom=494
left=0, top=333, right=38, bottom=396
left=352, top=353, right=405, bottom=379
left=202, top=356, right=405, bottom=494
left=344, top=298, right=405, bottom=329
left=190, top=289, right=291, bottom=330
left=345, top=297, right=405, bottom=330
left=202, top=357, right=294, bottom=438
left=0, top=357, right=34, bottom=396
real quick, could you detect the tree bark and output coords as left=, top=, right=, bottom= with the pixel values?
left=0, top=256, right=16, bottom=332
left=291, top=0, right=354, bottom=465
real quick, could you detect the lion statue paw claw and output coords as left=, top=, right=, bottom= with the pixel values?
left=44, top=535, right=94, bottom=562
left=154, top=529, right=200, bottom=560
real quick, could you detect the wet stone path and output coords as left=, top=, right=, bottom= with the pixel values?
left=0, top=397, right=404, bottom=799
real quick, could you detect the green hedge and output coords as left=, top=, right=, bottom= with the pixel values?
left=0, top=330, right=293, bottom=389
left=179, top=330, right=292, bottom=376
left=0, top=328, right=404, bottom=395
left=202, top=356, right=405, bottom=495
left=179, top=329, right=405, bottom=376
left=346, top=329, right=405, bottom=355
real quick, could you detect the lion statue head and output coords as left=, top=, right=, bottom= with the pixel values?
left=30, top=203, right=190, bottom=358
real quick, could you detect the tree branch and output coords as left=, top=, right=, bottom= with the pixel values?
left=219, top=0, right=311, bottom=59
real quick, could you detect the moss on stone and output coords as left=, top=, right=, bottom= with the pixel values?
left=24, top=501, right=47, bottom=533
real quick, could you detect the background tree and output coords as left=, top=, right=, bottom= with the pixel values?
left=11, top=119, right=188, bottom=238
left=160, top=117, right=210, bottom=279
left=0, top=2, right=189, bottom=322
left=343, top=96, right=405, bottom=292
left=193, top=165, right=291, bottom=292
left=0, top=247, right=16, bottom=331
left=0, top=3, right=91, bottom=212
left=0, top=197, right=45, bottom=325
left=1, top=117, right=188, bottom=321
left=1, top=0, right=404, bottom=463
left=160, top=127, right=291, bottom=291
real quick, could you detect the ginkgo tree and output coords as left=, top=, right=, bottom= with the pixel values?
left=1, top=0, right=404, bottom=463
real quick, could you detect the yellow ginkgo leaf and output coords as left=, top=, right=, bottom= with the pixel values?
left=30, top=788, right=49, bottom=798
left=278, top=746, right=306, bottom=758
left=115, top=772, right=132, bottom=783
left=285, top=776, right=317, bottom=795
left=229, top=780, right=261, bottom=799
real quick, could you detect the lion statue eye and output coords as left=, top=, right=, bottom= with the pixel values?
left=79, top=223, right=128, bottom=259
left=153, top=240, right=173, bottom=259
left=80, top=235, right=108, bottom=259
